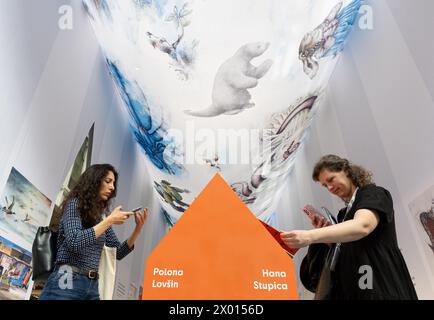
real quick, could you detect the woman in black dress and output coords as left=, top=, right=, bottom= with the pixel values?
left=281, top=154, right=418, bottom=299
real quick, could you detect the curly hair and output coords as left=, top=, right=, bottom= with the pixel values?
left=312, top=154, right=374, bottom=188
left=60, top=164, right=118, bottom=228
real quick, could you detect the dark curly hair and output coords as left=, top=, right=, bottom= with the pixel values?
left=312, top=154, right=374, bottom=188
left=60, top=164, right=118, bottom=228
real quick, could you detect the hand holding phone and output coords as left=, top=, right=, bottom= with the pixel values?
left=303, top=204, right=331, bottom=228
left=133, top=207, right=149, bottom=228
left=109, top=206, right=135, bottom=225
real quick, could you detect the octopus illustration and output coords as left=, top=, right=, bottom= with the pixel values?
left=231, top=182, right=257, bottom=204
left=299, top=0, right=362, bottom=79
left=231, top=96, right=317, bottom=205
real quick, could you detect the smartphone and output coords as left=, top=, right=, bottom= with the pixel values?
left=321, top=206, right=337, bottom=225
left=303, top=204, right=330, bottom=223
left=130, top=206, right=143, bottom=213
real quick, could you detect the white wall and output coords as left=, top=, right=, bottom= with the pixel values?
left=277, top=0, right=434, bottom=299
left=0, top=0, right=168, bottom=299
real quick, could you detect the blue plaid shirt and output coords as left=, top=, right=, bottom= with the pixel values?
left=55, top=198, right=133, bottom=271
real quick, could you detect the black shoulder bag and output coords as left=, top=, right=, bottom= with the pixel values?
left=31, top=226, right=58, bottom=281
left=300, top=243, right=336, bottom=299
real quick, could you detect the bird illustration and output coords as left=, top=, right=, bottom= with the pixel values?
left=2, top=196, right=16, bottom=215
left=146, top=31, right=178, bottom=60
left=22, top=213, right=31, bottom=223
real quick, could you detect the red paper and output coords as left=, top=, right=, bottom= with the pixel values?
left=260, top=221, right=298, bottom=257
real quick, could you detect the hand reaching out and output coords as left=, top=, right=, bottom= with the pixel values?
left=280, top=230, right=313, bottom=249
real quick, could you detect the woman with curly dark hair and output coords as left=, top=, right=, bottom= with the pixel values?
left=39, top=164, right=148, bottom=300
left=281, top=155, right=417, bottom=300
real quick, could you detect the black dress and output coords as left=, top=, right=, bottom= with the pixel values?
left=301, top=184, right=418, bottom=300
